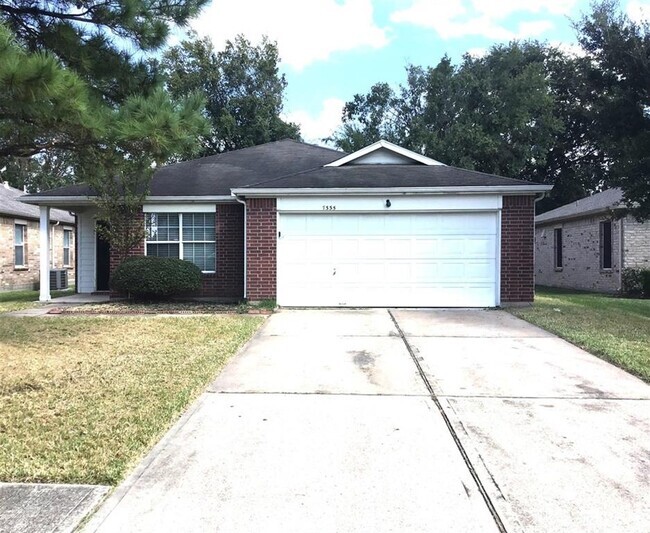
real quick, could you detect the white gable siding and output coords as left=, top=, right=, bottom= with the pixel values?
left=347, top=148, right=421, bottom=165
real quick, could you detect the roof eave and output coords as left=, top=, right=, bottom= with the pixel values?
left=20, top=194, right=238, bottom=206
left=232, top=185, right=553, bottom=197
left=535, top=205, right=625, bottom=226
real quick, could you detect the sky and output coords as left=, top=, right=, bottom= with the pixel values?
left=188, top=0, right=650, bottom=145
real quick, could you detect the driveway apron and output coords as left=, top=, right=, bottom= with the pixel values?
left=83, top=309, right=499, bottom=533
left=392, top=309, right=650, bottom=533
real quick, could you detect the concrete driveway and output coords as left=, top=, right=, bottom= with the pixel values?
left=83, top=309, right=650, bottom=533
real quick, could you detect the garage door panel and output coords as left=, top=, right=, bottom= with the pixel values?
left=277, top=212, right=498, bottom=307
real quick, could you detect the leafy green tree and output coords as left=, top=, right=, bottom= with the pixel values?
left=330, top=42, right=607, bottom=212
left=0, top=0, right=208, bottom=103
left=162, top=34, right=300, bottom=157
left=576, top=0, right=650, bottom=219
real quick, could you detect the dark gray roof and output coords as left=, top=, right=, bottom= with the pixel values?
left=536, top=188, right=624, bottom=225
left=26, top=139, right=345, bottom=198
left=1, top=183, right=75, bottom=223
left=241, top=164, right=542, bottom=189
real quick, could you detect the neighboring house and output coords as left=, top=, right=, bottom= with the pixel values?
left=21, top=140, right=551, bottom=306
left=535, top=188, right=650, bottom=293
left=1, top=182, right=75, bottom=291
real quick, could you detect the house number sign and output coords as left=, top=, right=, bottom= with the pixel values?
left=322, top=205, right=337, bottom=211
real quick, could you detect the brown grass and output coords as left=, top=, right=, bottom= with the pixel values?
left=0, top=315, right=263, bottom=485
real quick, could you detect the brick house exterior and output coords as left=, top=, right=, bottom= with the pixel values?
left=535, top=188, right=649, bottom=293
left=1, top=184, right=75, bottom=292
left=22, top=140, right=550, bottom=305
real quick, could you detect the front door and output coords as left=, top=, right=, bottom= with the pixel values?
left=96, top=225, right=111, bottom=291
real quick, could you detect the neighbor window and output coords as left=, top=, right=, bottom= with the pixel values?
left=554, top=228, right=563, bottom=269
left=145, top=213, right=216, bottom=272
left=63, top=229, right=73, bottom=267
left=600, top=220, right=612, bottom=270
left=14, top=223, right=26, bottom=267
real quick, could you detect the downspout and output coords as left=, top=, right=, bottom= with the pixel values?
left=233, top=194, right=247, bottom=300
left=532, top=192, right=548, bottom=297
left=619, top=214, right=624, bottom=292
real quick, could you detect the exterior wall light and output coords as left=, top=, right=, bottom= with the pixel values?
left=385, top=199, right=391, bottom=208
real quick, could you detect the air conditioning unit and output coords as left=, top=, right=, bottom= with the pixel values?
left=50, top=269, right=69, bottom=290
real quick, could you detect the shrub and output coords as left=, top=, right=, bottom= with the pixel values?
left=622, top=268, right=650, bottom=298
left=110, top=256, right=202, bottom=299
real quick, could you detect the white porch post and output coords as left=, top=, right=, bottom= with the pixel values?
left=39, top=206, right=51, bottom=302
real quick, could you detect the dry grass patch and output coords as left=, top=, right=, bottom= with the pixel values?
left=0, top=315, right=263, bottom=485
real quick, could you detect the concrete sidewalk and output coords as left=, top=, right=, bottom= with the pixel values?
left=0, top=483, right=108, bottom=533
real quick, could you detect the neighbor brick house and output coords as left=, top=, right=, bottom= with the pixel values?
left=21, top=140, right=551, bottom=306
left=535, top=188, right=650, bottom=293
left=1, top=182, right=75, bottom=291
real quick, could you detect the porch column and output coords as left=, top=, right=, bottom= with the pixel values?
left=39, top=205, right=51, bottom=302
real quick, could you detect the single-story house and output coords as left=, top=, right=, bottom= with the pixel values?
left=1, top=181, right=75, bottom=291
left=21, top=140, right=551, bottom=307
left=535, top=188, right=649, bottom=293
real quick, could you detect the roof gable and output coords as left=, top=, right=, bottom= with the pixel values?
left=535, top=188, right=624, bottom=225
left=326, top=140, right=444, bottom=167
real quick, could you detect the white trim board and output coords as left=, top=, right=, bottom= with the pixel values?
left=325, top=140, right=444, bottom=167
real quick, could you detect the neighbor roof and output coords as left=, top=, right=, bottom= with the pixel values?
left=24, top=140, right=345, bottom=199
left=0, top=183, right=74, bottom=223
left=536, top=188, right=624, bottom=225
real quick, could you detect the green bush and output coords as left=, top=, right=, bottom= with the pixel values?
left=622, top=268, right=650, bottom=298
left=110, top=256, right=202, bottom=299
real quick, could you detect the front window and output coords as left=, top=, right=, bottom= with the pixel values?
left=63, top=229, right=73, bottom=267
left=554, top=228, right=563, bottom=269
left=145, top=213, right=216, bottom=272
left=600, top=220, right=612, bottom=270
left=14, top=223, right=26, bottom=267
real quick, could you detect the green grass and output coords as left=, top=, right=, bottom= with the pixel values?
left=510, top=287, right=650, bottom=382
left=0, top=314, right=263, bottom=485
left=0, top=287, right=76, bottom=314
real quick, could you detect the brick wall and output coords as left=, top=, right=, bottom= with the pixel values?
left=0, top=216, right=76, bottom=291
left=109, top=206, right=244, bottom=299
left=535, top=215, right=622, bottom=293
left=246, top=198, right=276, bottom=301
left=623, top=216, right=650, bottom=270
left=501, top=195, right=535, bottom=304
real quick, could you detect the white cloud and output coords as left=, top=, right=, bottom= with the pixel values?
left=390, top=0, right=570, bottom=40
left=627, top=0, right=650, bottom=24
left=191, top=0, right=388, bottom=70
left=550, top=40, right=585, bottom=57
left=285, top=98, right=345, bottom=145
left=466, top=47, right=487, bottom=58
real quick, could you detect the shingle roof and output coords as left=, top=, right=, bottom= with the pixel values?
left=240, top=164, right=539, bottom=190
left=26, top=139, right=345, bottom=198
left=535, top=188, right=624, bottom=225
left=0, top=183, right=75, bottom=223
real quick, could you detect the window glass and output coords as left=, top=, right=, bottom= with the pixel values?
left=146, top=213, right=179, bottom=241
left=14, top=224, right=26, bottom=267
left=554, top=228, right=563, bottom=269
left=600, top=221, right=612, bottom=269
left=63, top=229, right=72, bottom=266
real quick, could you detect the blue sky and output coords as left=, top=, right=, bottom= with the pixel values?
left=189, top=0, right=650, bottom=144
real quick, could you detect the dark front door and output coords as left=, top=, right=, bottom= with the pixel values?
left=96, top=225, right=111, bottom=291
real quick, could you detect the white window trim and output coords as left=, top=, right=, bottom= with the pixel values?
left=14, top=221, right=27, bottom=268
left=63, top=228, right=73, bottom=267
left=144, top=212, right=216, bottom=273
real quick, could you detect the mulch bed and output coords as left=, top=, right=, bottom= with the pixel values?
left=49, top=302, right=272, bottom=316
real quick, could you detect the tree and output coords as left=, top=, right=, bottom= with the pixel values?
left=329, top=41, right=607, bottom=212
left=576, top=0, right=650, bottom=219
left=162, top=34, right=300, bottom=157
left=0, top=0, right=208, bottom=103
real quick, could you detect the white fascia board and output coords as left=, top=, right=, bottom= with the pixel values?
left=232, top=185, right=554, bottom=197
left=325, top=139, right=444, bottom=167
left=20, top=195, right=236, bottom=207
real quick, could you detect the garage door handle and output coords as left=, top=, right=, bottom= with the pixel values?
left=333, top=268, right=336, bottom=276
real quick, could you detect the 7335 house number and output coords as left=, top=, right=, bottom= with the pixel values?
left=322, top=205, right=337, bottom=211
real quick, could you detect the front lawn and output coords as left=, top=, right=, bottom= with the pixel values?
left=0, top=287, right=75, bottom=314
left=510, top=287, right=650, bottom=383
left=0, top=315, right=263, bottom=485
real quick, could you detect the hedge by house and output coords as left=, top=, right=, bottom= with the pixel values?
left=110, top=256, right=202, bottom=299
left=622, top=268, right=650, bottom=298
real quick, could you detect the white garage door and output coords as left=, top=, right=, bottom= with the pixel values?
left=277, top=212, right=498, bottom=307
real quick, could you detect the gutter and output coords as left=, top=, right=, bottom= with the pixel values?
left=20, top=195, right=237, bottom=206
left=231, top=185, right=553, bottom=197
